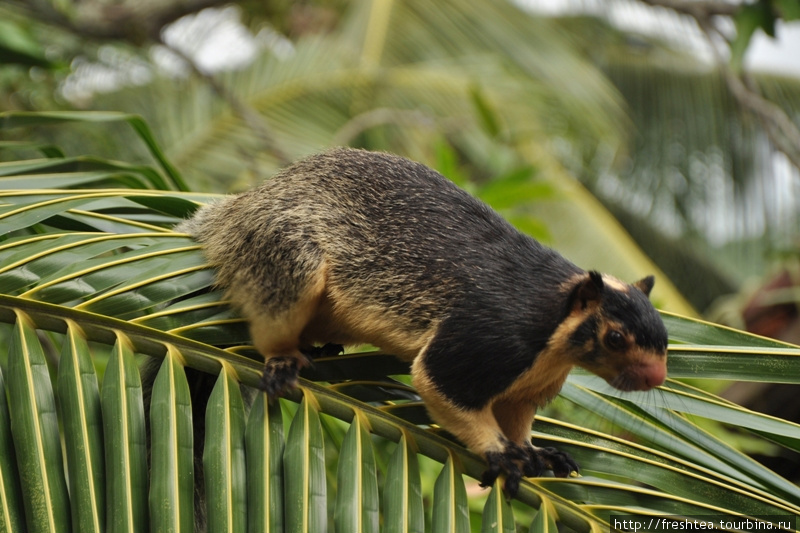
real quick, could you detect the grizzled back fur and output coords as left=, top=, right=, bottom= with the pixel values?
left=179, top=148, right=584, bottom=354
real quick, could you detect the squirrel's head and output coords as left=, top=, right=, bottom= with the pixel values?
left=563, top=271, right=668, bottom=392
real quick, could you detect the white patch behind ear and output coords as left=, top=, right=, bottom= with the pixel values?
left=600, top=273, right=628, bottom=292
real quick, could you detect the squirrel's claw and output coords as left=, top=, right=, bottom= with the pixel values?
left=481, top=449, right=523, bottom=497
left=537, top=446, right=579, bottom=478
left=481, top=442, right=579, bottom=499
left=259, top=356, right=302, bottom=399
left=480, top=440, right=530, bottom=498
left=260, top=347, right=333, bottom=399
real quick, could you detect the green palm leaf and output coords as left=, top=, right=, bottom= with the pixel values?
left=0, top=364, right=24, bottom=532
left=481, top=482, right=515, bottom=533
left=0, top=111, right=185, bottom=191
left=244, top=393, right=285, bottom=533
left=284, top=394, right=327, bottom=533
left=334, top=412, right=380, bottom=532
left=148, top=351, right=195, bottom=533
left=203, top=364, right=248, bottom=532
left=101, top=334, right=148, bottom=533
left=1, top=114, right=799, bottom=532
left=383, top=433, right=425, bottom=533
left=7, top=311, right=71, bottom=533
left=57, top=321, right=105, bottom=533
left=432, top=454, right=471, bottom=533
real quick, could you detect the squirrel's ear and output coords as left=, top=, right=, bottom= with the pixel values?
left=570, top=270, right=604, bottom=311
left=633, top=275, right=655, bottom=296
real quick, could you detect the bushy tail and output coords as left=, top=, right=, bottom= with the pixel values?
left=174, top=201, right=224, bottom=237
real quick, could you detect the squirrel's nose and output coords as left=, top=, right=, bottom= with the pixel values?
left=609, top=360, right=667, bottom=392
left=640, top=361, right=667, bottom=390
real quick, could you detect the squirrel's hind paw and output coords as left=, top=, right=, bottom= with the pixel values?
left=259, top=356, right=304, bottom=399
left=301, top=343, right=344, bottom=359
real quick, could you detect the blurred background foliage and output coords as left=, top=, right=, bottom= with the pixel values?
left=2, top=0, right=799, bottom=317
left=2, top=0, right=800, bottom=487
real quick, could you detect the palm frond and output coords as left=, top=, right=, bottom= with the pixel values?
left=1, top=115, right=799, bottom=532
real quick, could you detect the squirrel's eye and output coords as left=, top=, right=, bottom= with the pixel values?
left=605, top=330, right=626, bottom=350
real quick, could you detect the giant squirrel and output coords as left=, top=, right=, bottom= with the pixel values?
left=177, top=147, right=669, bottom=496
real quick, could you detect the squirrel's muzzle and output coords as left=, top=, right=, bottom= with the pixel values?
left=609, top=358, right=667, bottom=392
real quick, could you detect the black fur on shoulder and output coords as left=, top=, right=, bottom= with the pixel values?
left=422, top=243, right=582, bottom=410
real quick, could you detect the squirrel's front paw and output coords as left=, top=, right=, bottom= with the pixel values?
left=480, top=440, right=530, bottom=497
left=521, top=445, right=579, bottom=479
left=259, top=356, right=304, bottom=398
left=481, top=451, right=521, bottom=497
left=535, top=446, right=579, bottom=478
left=480, top=442, right=579, bottom=499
